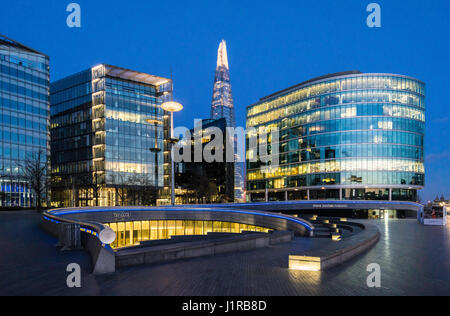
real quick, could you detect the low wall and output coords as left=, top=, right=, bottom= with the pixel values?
left=116, top=231, right=293, bottom=268
left=42, top=206, right=311, bottom=274
left=184, top=201, right=423, bottom=215
left=289, top=222, right=380, bottom=271
left=40, top=216, right=115, bottom=274
left=48, top=207, right=314, bottom=237
left=82, top=233, right=115, bottom=274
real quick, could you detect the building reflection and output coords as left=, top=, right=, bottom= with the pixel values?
left=288, top=270, right=322, bottom=289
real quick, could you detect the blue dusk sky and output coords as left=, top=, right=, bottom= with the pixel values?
left=0, top=0, right=449, bottom=201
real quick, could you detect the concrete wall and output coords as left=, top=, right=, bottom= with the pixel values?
left=116, top=231, right=293, bottom=268
left=42, top=207, right=304, bottom=274
left=40, top=217, right=115, bottom=274
left=289, top=222, right=380, bottom=271
left=48, top=207, right=314, bottom=237
left=182, top=201, right=423, bottom=214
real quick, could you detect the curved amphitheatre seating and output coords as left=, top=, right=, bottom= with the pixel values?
left=303, top=216, right=365, bottom=239
left=289, top=216, right=380, bottom=271
left=41, top=207, right=380, bottom=274
left=41, top=207, right=314, bottom=274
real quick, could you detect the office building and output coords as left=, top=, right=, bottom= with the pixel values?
left=0, top=34, right=50, bottom=207
left=175, top=118, right=234, bottom=204
left=50, top=64, right=172, bottom=207
left=246, top=71, right=425, bottom=203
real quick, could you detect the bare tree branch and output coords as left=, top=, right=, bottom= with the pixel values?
left=18, top=150, right=50, bottom=212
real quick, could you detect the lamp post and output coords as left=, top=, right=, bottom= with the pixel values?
left=161, top=101, right=183, bottom=206
left=146, top=119, right=164, bottom=193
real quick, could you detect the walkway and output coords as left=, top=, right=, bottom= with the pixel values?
left=0, top=211, right=448, bottom=295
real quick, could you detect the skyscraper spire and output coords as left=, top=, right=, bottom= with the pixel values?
left=210, top=40, right=245, bottom=202
left=211, top=39, right=235, bottom=128
left=216, top=39, right=229, bottom=70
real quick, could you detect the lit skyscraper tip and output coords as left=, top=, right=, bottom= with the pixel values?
left=217, top=39, right=229, bottom=70
left=211, top=39, right=235, bottom=127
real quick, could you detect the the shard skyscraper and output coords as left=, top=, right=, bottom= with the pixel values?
left=211, top=40, right=235, bottom=126
left=211, top=40, right=245, bottom=202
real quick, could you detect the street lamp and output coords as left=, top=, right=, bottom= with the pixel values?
left=161, top=101, right=183, bottom=206
left=146, top=119, right=163, bottom=193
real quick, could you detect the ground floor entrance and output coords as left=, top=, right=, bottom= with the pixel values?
left=368, top=209, right=397, bottom=220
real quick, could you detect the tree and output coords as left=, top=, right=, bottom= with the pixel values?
left=126, top=173, right=159, bottom=206
left=20, top=150, right=50, bottom=212
left=127, top=173, right=141, bottom=206
left=78, top=173, right=102, bottom=207
left=205, top=181, right=218, bottom=203
left=108, top=173, right=127, bottom=206
left=192, top=171, right=210, bottom=204
left=138, top=174, right=159, bottom=206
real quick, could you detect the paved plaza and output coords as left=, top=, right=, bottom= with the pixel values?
left=0, top=211, right=448, bottom=296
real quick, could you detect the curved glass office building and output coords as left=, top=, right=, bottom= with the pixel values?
left=246, top=71, right=425, bottom=202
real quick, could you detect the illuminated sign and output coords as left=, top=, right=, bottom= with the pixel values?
left=313, top=204, right=349, bottom=208
left=113, top=212, right=131, bottom=219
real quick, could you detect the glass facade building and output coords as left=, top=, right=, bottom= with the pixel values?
left=0, top=35, right=50, bottom=207
left=51, top=64, right=172, bottom=207
left=246, top=71, right=425, bottom=202
left=210, top=40, right=245, bottom=202
left=175, top=118, right=235, bottom=204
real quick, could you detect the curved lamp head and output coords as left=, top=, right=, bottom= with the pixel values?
left=161, top=101, right=183, bottom=112
left=146, top=119, right=163, bottom=125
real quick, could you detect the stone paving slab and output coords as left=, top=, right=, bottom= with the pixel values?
left=0, top=212, right=448, bottom=296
